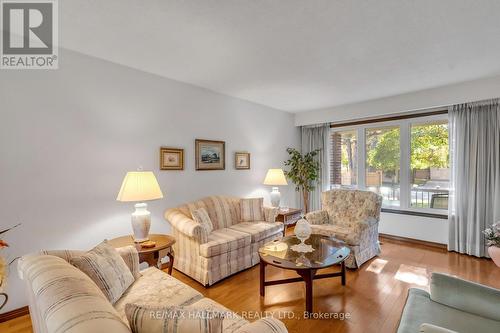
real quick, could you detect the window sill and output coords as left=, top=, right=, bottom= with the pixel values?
left=381, top=208, right=448, bottom=219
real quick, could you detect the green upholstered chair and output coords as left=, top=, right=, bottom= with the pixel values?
left=397, top=272, right=500, bottom=333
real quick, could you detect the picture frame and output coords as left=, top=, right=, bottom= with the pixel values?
left=235, top=152, right=250, bottom=170
left=195, top=139, right=225, bottom=170
left=160, top=147, right=184, bottom=170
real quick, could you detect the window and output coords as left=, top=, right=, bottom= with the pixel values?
left=410, top=121, right=449, bottom=210
left=366, top=126, right=400, bottom=208
left=330, top=130, right=357, bottom=187
left=330, top=113, right=449, bottom=214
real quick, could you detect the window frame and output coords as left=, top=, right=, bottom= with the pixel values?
left=330, top=113, right=449, bottom=217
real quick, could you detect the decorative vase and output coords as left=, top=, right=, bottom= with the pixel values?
left=488, top=246, right=500, bottom=267
left=291, top=218, right=314, bottom=253
left=295, top=217, right=311, bottom=240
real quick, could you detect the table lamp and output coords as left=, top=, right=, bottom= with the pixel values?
left=263, top=168, right=288, bottom=208
left=116, top=171, right=163, bottom=242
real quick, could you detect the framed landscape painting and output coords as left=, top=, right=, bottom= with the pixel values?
left=195, top=139, right=225, bottom=170
left=235, top=152, right=250, bottom=170
left=160, top=147, right=184, bottom=170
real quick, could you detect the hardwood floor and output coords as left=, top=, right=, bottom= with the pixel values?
left=2, top=237, right=499, bottom=333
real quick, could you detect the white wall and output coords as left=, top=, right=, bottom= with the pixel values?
left=379, top=213, right=448, bottom=245
left=0, top=49, right=300, bottom=312
left=295, top=74, right=500, bottom=126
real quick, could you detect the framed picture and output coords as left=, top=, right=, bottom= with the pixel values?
left=160, top=147, right=184, bottom=170
left=195, top=139, right=225, bottom=170
left=235, top=152, right=250, bottom=170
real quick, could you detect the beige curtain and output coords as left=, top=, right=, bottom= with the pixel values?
left=448, top=98, right=500, bottom=257
left=301, top=124, right=330, bottom=211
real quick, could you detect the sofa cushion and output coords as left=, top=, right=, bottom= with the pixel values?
left=70, top=241, right=135, bottom=304
left=125, top=303, right=224, bottom=333
left=397, top=288, right=500, bottom=333
left=114, top=267, right=203, bottom=324
left=234, top=318, right=288, bottom=333
left=42, top=246, right=140, bottom=280
left=178, top=196, right=241, bottom=229
left=116, top=245, right=141, bottom=279
left=199, top=228, right=252, bottom=258
left=310, top=224, right=360, bottom=245
left=229, top=222, right=283, bottom=243
left=191, top=207, right=214, bottom=234
left=240, top=198, right=265, bottom=222
left=187, top=297, right=249, bottom=332
left=18, top=254, right=130, bottom=333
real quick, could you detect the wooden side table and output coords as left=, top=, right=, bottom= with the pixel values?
left=276, top=208, right=302, bottom=235
left=108, top=234, right=176, bottom=275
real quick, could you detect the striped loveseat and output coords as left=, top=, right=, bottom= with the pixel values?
left=165, top=196, right=283, bottom=286
left=18, top=248, right=288, bottom=333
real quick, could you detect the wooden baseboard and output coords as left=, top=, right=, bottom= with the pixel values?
left=380, top=233, right=447, bottom=250
left=0, top=306, right=30, bottom=323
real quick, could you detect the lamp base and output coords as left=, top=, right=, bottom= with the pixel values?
left=270, top=187, right=281, bottom=208
left=131, top=203, right=151, bottom=243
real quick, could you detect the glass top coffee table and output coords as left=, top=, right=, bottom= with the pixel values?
left=258, top=234, right=350, bottom=315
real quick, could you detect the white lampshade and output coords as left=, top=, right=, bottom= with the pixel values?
left=263, top=169, right=288, bottom=186
left=116, top=171, right=164, bottom=202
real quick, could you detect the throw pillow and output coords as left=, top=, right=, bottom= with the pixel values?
left=240, top=198, right=265, bottom=222
left=191, top=207, right=214, bottom=234
left=125, top=304, right=224, bottom=333
left=70, top=241, right=134, bottom=304
left=116, top=245, right=141, bottom=279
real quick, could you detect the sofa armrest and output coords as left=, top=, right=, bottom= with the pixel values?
left=305, top=210, right=329, bottom=225
left=363, top=216, right=378, bottom=227
left=234, top=317, right=288, bottom=333
left=115, top=245, right=141, bottom=279
left=419, top=323, right=458, bottom=333
left=165, top=208, right=208, bottom=244
left=263, top=206, right=279, bottom=223
left=430, top=272, right=500, bottom=321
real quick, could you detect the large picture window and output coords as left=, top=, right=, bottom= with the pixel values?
left=330, top=114, right=449, bottom=214
left=366, top=126, right=400, bottom=208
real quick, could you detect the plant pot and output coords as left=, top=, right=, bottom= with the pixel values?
left=488, top=246, right=500, bottom=267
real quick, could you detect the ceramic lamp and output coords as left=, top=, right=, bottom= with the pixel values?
left=117, top=171, right=163, bottom=242
left=263, top=169, right=288, bottom=207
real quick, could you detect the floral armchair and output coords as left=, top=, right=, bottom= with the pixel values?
left=305, top=189, right=383, bottom=268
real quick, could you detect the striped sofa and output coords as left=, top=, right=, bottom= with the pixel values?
left=18, top=249, right=288, bottom=333
left=165, top=196, right=283, bottom=286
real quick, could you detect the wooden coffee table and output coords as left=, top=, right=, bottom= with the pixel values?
left=259, top=234, right=350, bottom=314
left=108, top=234, right=176, bottom=274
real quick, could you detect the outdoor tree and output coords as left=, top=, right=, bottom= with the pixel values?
left=410, top=124, right=449, bottom=169
left=367, top=128, right=400, bottom=174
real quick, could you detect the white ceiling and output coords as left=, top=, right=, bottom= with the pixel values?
left=60, top=0, right=500, bottom=112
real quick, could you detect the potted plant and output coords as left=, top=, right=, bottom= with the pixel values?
left=284, top=148, right=320, bottom=213
left=1, top=223, right=20, bottom=311
left=483, top=222, right=500, bottom=267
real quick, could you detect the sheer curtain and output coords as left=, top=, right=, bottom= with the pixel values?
left=301, top=124, right=330, bottom=212
left=448, top=99, right=500, bottom=257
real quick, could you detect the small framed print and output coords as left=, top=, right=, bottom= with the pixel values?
left=160, top=147, right=184, bottom=170
left=235, top=152, right=250, bottom=170
left=195, top=139, right=225, bottom=170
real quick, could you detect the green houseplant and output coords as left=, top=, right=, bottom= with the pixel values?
left=284, top=148, right=320, bottom=213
